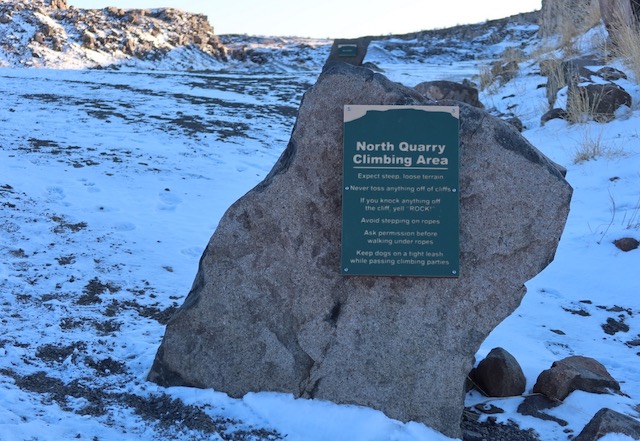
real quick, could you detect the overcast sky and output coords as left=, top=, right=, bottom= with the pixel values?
left=69, top=0, right=543, bottom=38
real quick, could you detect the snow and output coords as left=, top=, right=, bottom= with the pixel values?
left=1, top=19, right=640, bottom=441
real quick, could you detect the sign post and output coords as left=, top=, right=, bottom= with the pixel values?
left=341, top=105, right=460, bottom=277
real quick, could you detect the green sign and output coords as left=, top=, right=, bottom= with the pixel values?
left=341, top=105, right=460, bottom=277
left=337, top=44, right=358, bottom=57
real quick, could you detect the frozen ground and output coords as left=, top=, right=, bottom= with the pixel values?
left=1, top=17, right=640, bottom=441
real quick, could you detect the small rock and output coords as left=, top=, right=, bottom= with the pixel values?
left=469, top=347, right=526, bottom=397
left=82, top=32, right=96, bottom=50
left=33, top=32, right=45, bottom=44
left=414, top=80, right=484, bottom=108
left=602, top=317, right=630, bottom=335
left=614, top=237, right=639, bottom=252
left=541, top=108, right=568, bottom=125
left=504, top=116, right=524, bottom=132
left=596, top=66, right=628, bottom=81
left=533, top=356, right=620, bottom=401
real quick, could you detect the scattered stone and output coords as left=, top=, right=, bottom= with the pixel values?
left=463, top=410, right=541, bottom=441
left=563, top=307, right=591, bottom=316
left=567, top=83, right=632, bottom=123
left=49, top=0, right=67, bottom=9
left=82, top=31, right=96, bottom=50
left=518, top=394, right=568, bottom=426
left=563, top=58, right=601, bottom=83
left=473, top=403, right=505, bottom=414
left=574, top=408, right=640, bottom=441
left=491, top=59, right=520, bottom=85
left=614, top=237, right=640, bottom=252
left=539, top=56, right=633, bottom=118
left=626, top=338, right=640, bottom=347
left=602, top=316, right=630, bottom=335
left=504, top=116, right=524, bottom=132
left=597, top=66, right=628, bottom=81
left=533, top=356, right=620, bottom=401
left=469, top=347, right=526, bottom=397
left=33, top=31, right=45, bottom=43
left=414, top=80, right=484, bottom=108
left=541, top=108, right=568, bottom=125
left=148, top=62, right=572, bottom=439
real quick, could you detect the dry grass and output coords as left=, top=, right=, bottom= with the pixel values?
left=622, top=196, right=640, bottom=230
left=574, top=129, right=605, bottom=163
left=609, top=19, right=640, bottom=82
left=566, top=85, right=598, bottom=124
left=540, top=56, right=565, bottom=108
left=478, top=47, right=525, bottom=93
left=478, top=65, right=498, bottom=93
left=573, top=129, right=625, bottom=164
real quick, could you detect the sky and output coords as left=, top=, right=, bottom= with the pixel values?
left=69, top=0, right=543, bottom=38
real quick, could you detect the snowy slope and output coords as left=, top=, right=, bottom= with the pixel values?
left=1, top=12, right=640, bottom=441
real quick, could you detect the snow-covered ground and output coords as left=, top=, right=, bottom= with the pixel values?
left=1, top=18, right=640, bottom=441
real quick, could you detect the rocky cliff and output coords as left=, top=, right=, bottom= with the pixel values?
left=0, top=0, right=227, bottom=68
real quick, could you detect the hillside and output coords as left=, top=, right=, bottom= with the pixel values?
left=0, top=0, right=227, bottom=69
left=0, top=0, right=538, bottom=71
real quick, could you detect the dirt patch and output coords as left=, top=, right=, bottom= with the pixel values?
left=1, top=369, right=283, bottom=440
left=463, top=410, right=541, bottom=441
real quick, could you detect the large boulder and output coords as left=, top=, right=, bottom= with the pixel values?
left=148, top=62, right=572, bottom=439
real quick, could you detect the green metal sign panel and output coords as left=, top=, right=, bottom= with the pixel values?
left=341, top=105, right=460, bottom=277
left=337, top=44, right=358, bottom=57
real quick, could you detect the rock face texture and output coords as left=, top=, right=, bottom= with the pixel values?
left=148, top=62, right=572, bottom=438
left=414, top=80, right=484, bottom=108
left=0, top=0, right=227, bottom=67
left=539, top=0, right=600, bottom=38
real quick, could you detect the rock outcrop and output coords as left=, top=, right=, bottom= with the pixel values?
left=0, top=0, right=227, bottom=68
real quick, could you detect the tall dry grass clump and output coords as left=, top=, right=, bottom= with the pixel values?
left=540, top=56, right=565, bottom=108
left=609, top=15, right=640, bottom=81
